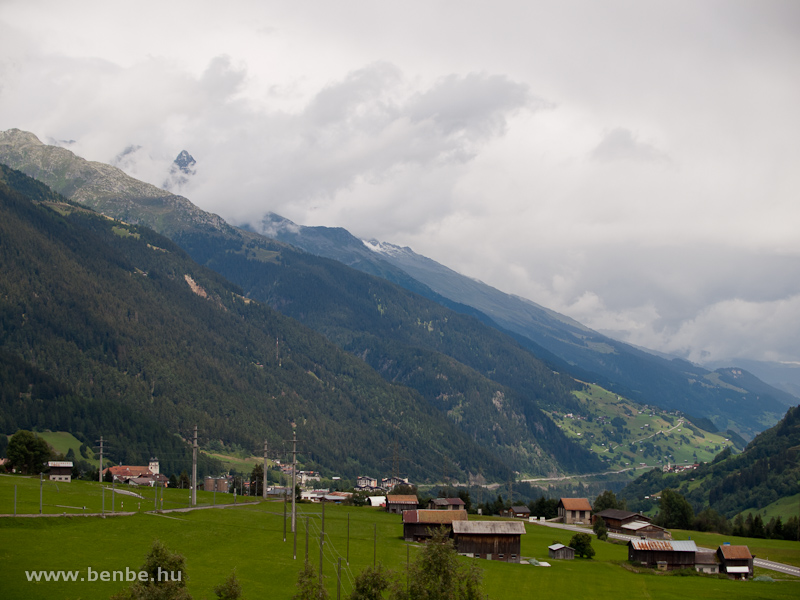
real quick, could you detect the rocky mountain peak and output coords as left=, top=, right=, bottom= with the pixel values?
left=173, top=150, right=196, bottom=174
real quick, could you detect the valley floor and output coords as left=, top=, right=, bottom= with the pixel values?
left=1, top=476, right=798, bottom=599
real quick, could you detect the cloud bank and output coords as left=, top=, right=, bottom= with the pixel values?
left=0, top=0, right=798, bottom=367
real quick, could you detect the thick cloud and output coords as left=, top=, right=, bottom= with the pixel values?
left=0, top=0, right=799, bottom=367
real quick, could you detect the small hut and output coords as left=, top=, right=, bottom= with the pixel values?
left=548, top=543, right=575, bottom=560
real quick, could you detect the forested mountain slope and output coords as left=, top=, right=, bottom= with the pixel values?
left=0, top=165, right=512, bottom=481
left=0, top=129, right=605, bottom=477
left=258, top=213, right=793, bottom=440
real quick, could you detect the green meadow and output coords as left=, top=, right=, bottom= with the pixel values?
left=0, top=474, right=257, bottom=515
left=562, top=383, right=734, bottom=470
left=737, top=493, right=800, bottom=525
left=2, top=475, right=798, bottom=600
left=35, top=432, right=87, bottom=459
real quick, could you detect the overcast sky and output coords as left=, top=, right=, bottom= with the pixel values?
left=1, top=0, right=799, bottom=366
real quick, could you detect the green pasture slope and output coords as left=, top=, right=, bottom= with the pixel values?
left=2, top=478, right=799, bottom=599
left=0, top=474, right=257, bottom=515
left=35, top=432, right=86, bottom=458
left=558, top=383, right=734, bottom=470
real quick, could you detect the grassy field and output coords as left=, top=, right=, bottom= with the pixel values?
left=35, top=432, right=87, bottom=458
left=557, top=383, right=734, bottom=471
left=202, top=451, right=271, bottom=474
left=737, top=493, right=800, bottom=524
left=0, top=474, right=259, bottom=515
left=2, top=474, right=798, bottom=599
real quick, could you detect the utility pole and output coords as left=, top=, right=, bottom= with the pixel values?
left=289, top=428, right=299, bottom=533
left=319, top=500, right=325, bottom=587
left=192, top=425, right=198, bottom=506
left=39, top=472, right=43, bottom=514
left=97, top=436, right=104, bottom=482
left=262, top=440, right=268, bottom=500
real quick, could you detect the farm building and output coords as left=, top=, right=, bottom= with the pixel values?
left=717, top=545, right=754, bottom=580
left=366, top=496, right=386, bottom=507
left=694, top=551, right=719, bottom=574
left=504, top=506, right=531, bottom=519
left=621, top=521, right=670, bottom=539
left=386, top=494, right=418, bottom=514
left=557, top=498, right=592, bottom=524
left=593, top=509, right=647, bottom=529
left=403, top=509, right=468, bottom=542
left=548, top=543, right=574, bottom=560
left=594, top=509, right=671, bottom=539
left=48, top=461, right=73, bottom=482
left=452, top=521, right=526, bottom=562
left=428, top=497, right=466, bottom=510
left=627, top=539, right=697, bottom=571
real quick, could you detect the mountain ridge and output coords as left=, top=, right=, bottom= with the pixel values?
left=0, top=134, right=611, bottom=478
left=0, top=129, right=791, bottom=444
left=0, top=164, right=515, bottom=481
left=254, top=213, right=794, bottom=439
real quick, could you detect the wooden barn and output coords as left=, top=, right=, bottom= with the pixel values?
left=452, top=521, right=526, bottom=562
left=593, top=509, right=647, bottom=530
left=548, top=543, right=575, bottom=560
left=428, top=497, right=466, bottom=510
left=403, top=509, right=468, bottom=542
left=385, top=494, right=418, bottom=514
left=594, top=509, right=671, bottom=539
left=557, top=498, right=592, bottom=524
left=628, top=539, right=697, bottom=570
left=504, top=505, right=531, bottom=519
left=717, top=545, right=754, bottom=580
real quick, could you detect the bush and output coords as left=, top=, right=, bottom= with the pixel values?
left=592, top=516, right=609, bottom=541
left=569, top=533, right=595, bottom=559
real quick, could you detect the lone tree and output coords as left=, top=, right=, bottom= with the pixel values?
left=655, top=489, right=694, bottom=530
left=5, top=430, right=51, bottom=474
left=398, top=527, right=487, bottom=600
left=214, top=569, right=243, bottom=600
left=348, top=564, right=395, bottom=600
left=340, top=527, right=488, bottom=600
left=592, top=490, right=626, bottom=513
left=292, top=561, right=329, bottom=600
left=569, top=533, right=595, bottom=559
left=111, top=540, right=191, bottom=600
left=592, top=516, right=609, bottom=541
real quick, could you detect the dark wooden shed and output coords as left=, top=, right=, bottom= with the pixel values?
left=452, top=521, right=526, bottom=562
left=386, top=494, right=418, bottom=514
left=628, top=539, right=697, bottom=570
left=403, top=509, right=468, bottom=542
